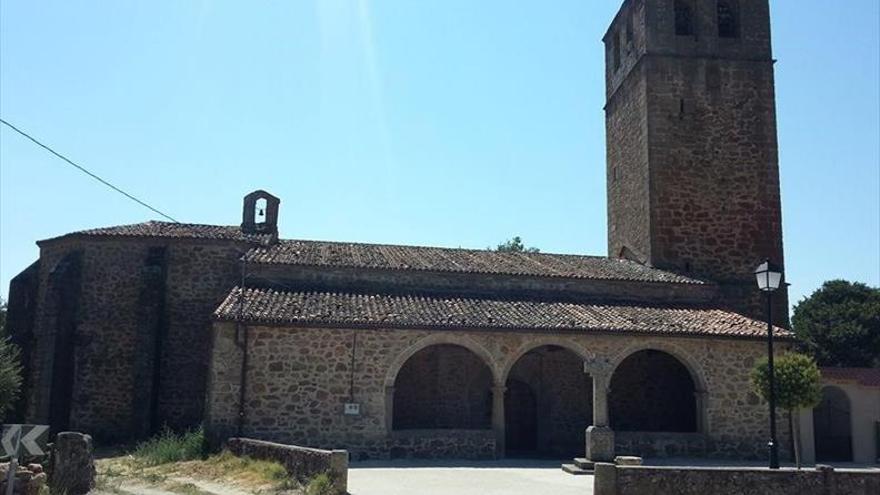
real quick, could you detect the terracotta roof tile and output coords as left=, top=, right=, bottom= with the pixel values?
left=244, top=239, right=703, bottom=284
left=41, top=221, right=274, bottom=244
left=44, top=221, right=704, bottom=284
left=214, top=286, right=789, bottom=339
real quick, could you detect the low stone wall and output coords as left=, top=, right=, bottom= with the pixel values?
left=389, top=430, right=496, bottom=459
left=594, top=463, right=880, bottom=495
left=225, top=438, right=348, bottom=495
left=615, top=432, right=708, bottom=458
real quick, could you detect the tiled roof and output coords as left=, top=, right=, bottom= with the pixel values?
left=40, top=221, right=275, bottom=244
left=821, top=368, right=880, bottom=387
left=45, top=221, right=704, bottom=284
left=215, top=287, right=790, bottom=339
left=243, top=239, right=704, bottom=284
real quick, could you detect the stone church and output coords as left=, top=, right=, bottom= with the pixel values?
left=6, top=0, right=793, bottom=462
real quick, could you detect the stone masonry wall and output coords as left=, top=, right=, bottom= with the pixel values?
left=28, top=237, right=246, bottom=440
left=206, top=323, right=792, bottom=460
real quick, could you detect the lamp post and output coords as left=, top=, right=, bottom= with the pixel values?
left=755, top=260, right=783, bottom=469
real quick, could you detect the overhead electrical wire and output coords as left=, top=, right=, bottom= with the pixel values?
left=0, top=117, right=180, bottom=222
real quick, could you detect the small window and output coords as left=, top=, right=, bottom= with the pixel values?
left=613, top=30, right=622, bottom=70
left=675, top=1, right=694, bottom=36
left=717, top=1, right=739, bottom=38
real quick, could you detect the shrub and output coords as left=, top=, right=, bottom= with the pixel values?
left=132, top=426, right=205, bottom=466
left=0, top=336, right=22, bottom=417
left=305, top=473, right=335, bottom=495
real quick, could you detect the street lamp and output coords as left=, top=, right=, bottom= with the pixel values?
left=755, top=259, right=783, bottom=469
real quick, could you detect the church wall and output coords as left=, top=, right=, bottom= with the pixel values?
left=27, top=237, right=246, bottom=441
left=206, top=323, right=792, bottom=461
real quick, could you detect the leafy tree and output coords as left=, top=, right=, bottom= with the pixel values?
left=0, top=299, right=22, bottom=417
left=493, top=236, right=539, bottom=253
left=750, top=352, right=822, bottom=468
left=792, top=280, right=880, bottom=367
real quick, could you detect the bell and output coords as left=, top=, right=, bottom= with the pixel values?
left=258, top=208, right=265, bottom=218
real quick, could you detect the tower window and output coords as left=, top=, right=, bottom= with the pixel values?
left=613, top=30, right=622, bottom=70
left=675, top=1, right=694, bottom=36
left=717, top=1, right=739, bottom=38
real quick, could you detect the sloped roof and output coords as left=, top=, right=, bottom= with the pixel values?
left=821, top=368, right=880, bottom=387
left=40, top=221, right=704, bottom=285
left=214, top=286, right=789, bottom=339
left=39, top=220, right=275, bottom=244
left=243, top=239, right=703, bottom=284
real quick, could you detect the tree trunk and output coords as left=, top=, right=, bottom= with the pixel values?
left=790, top=409, right=802, bottom=469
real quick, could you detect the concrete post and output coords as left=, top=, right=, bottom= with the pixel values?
left=593, top=462, right=617, bottom=495
left=492, top=385, right=507, bottom=458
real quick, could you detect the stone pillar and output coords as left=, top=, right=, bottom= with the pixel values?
left=694, top=390, right=709, bottom=434
left=585, top=357, right=615, bottom=462
left=49, top=432, right=96, bottom=495
left=491, top=385, right=507, bottom=458
left=384, top=386, right=395, bottom=434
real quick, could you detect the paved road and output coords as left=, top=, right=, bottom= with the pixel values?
left=348, top=459, right=593, bottom=495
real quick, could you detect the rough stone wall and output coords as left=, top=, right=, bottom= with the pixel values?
left=206, top=323, right=792, bottom=460
left=604, top=0, right=788, bottom=324
left=595, top=464, right=880, bottom=495
left=226, top=438, right=348, bottom=494
left=609, top=349, right=696, bottom=432
left=27, top=237, right=245, bottom=441
left=392, top=345, right=492, bottom=430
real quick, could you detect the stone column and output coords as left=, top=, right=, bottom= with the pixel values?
left=694, top=390, right=709, bottom=434
left=384, top=386, right=395, bottom=434
left=584, top=357, right=615, bottom=462
left=491, top=385, right=507, bottom=458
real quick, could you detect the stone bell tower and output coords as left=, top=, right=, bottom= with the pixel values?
left=603, top=0, right=787, bottom=324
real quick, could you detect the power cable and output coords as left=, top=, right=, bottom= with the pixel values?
left=0, top=117, right=180, bottom=222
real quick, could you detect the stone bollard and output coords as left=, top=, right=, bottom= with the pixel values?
left=49, top=432, right=96, bottom=495
left=593, top=462, right=618, bottom=495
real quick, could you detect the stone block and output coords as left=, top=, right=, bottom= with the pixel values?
left=49, top=432, right=96, bottom=495
left=586, top=425, right=615, bottom=462
left=614, top=455, right=642, bottom=465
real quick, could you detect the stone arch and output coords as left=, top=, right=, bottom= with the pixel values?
left=501, top=339, right=593, bottom=457
left=607, top=340, right=708, bottom=393
left=607, top=341, right=708, bottom=433
left=384, top=334, right=501, bottom=388
left=499, top=338, right=592, bottom=385
left=390, top=343, right=494, bottom=431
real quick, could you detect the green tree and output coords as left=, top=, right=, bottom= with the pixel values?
left=493, top=236, right=539, bottom=253
left=0, top=299, right=23, bottom=417
left=750, top=353, right=822, bottom=468
left=792, top=280, right=880, bottom=367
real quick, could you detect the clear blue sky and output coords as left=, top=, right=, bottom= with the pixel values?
left=1, top=1, right=878, bottom=309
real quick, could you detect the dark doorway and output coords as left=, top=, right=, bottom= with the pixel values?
left=609, top=349, right=697, bottom=432
left=392, top=344, right=492, bottom=430
left=814, top=386, right=853, bottom=462
left=504, top=346, right=591, bottom=458
left=504, top=379, right=537, bottom=454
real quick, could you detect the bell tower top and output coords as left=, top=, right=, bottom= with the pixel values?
left=241, top=190, right=280, bottom=235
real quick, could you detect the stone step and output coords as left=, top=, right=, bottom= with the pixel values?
left=573, top=457, right=595, bottom=470
left=561, top=463, right=593, bottom=475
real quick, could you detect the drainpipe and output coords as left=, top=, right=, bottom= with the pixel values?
left=236, top=257, right=249, bottom=437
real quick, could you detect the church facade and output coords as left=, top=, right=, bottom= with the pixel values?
left=6, top=0, right=792, bottom=462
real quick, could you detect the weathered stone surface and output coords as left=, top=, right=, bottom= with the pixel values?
left=225, top=438, right=347, bottom=495
left=595, top=464, right=880, bottom=495
left=587, top=426, right=616, bottom=462
left=0, top=463, right=47, bottom=495
left=604, top=0, right=788, bottom=326
left=49, top=432, right=96, bottom=495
